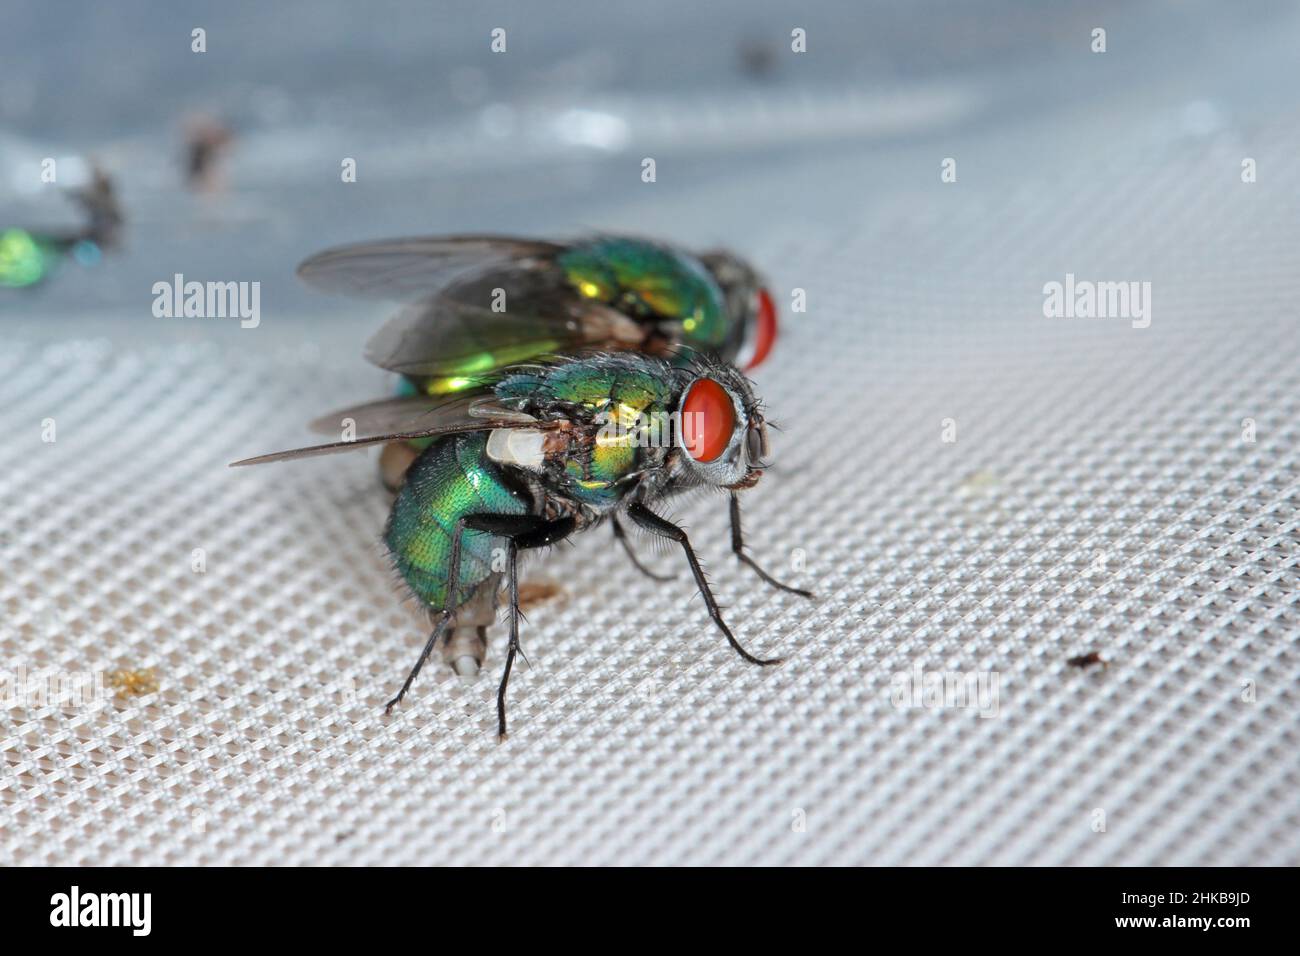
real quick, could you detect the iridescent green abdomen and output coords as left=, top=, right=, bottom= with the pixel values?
left=559, top=237, right=729, bottom=353
left=385, top=432, right=533, bottom=609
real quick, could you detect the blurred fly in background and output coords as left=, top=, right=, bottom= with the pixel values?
left=0, top=166, right=121, bottom=289
left=294, top=233, right=779, bottom=487
left=182, top=114, right=236, bottom=194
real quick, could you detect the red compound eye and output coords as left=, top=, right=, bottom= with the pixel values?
left=743, top=288, right=778, bottom=371
left=680, top=378, right=735, bottom=463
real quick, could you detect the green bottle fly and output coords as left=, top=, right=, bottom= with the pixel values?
left=0, top=169, right=121, bottom=289
left=296, top=233, right=781, bottom=395
left=235, top=351, right=811, bottom=739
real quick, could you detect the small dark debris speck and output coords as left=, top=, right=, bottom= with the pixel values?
left=1067, top=652, right=1108, bottom=669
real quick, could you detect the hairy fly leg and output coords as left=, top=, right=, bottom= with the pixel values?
left=383, top=513, right=478, bottom=713
left=462, top=513, right=577, bottom=740
left=626, top=501, right=782, bottom=667
left=611, top=514, right=674, bottom=582
left=384, top=613, right=453, bottom=714
left=729, top=493, right=813, bottom=598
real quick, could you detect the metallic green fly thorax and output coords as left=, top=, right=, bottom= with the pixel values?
left=558, top=237, right=730, bottom=354
left=495, top=351, right=676, bottom=409
left=495, top=354, right=687, bottom=509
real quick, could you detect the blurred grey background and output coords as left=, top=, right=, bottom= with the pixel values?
left=3, top=0, right=1298, bottom=320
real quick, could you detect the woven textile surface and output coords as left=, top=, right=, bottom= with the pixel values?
left=2, top=2, right=1298, bottom=866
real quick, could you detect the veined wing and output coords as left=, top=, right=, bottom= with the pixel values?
left=363, top=293, right=643, bottom=379
left=299, top=234, right=647, bottom=381
left=230, top=393, right=553, bottom=468
left=306, top=392, right=532, bottom=439
left=295, top=235, right=563, bottom=302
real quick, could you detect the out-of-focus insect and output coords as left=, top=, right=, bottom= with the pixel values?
left=294, top=234, right=782, bottom=490
left=233, top=351, right=811, bottom=739
left=0, top=168, right=122, bottom=290
left=182, top=114, right=236, bottom=193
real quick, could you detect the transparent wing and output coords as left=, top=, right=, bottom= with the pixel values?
left=229, top=418, right=558, bottom=467
left=231, top=391, right=551, bottom=468
left=298, top=234, right=647, bottom=377
left=306, top=392, right=533, bottom=438
left=295, top=235, right=563, bottom=302
left=363, top=294, right=643, bottom=377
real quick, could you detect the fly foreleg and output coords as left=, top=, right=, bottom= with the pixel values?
left=729, top=493, right=814, bottom=598
left=462, top=513, right=577, bottom=740
left=611, top=514, right=674, bottom=582
left=626, top=502, right=783, bottom=667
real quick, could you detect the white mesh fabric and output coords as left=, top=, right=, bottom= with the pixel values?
left=3, top=103, right=1300, bottom=868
